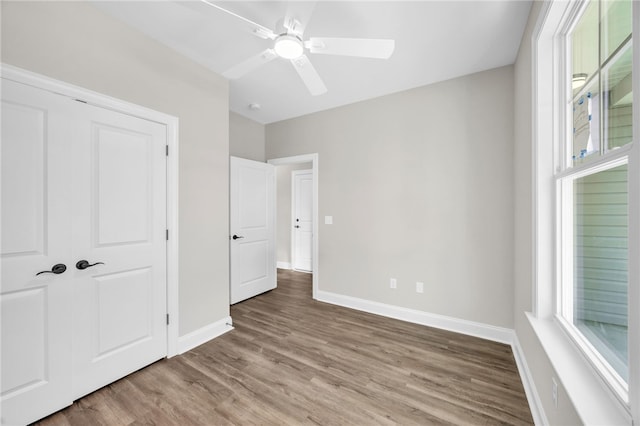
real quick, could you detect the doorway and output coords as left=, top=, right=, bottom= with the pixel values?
left=268, top=154, right=319, bottom=299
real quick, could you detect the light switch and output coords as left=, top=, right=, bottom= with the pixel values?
left=324, top=216, right=333, bottom=225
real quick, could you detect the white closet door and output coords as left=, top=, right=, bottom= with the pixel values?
left=1, top=78, right=168, bottom=423
left=0, top=81, right=74, bottom=425
left=71, top=103, right=167, bottom=400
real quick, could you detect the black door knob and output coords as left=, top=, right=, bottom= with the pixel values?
left=232, top=235, right=244, bottom=240
left=36, top=263, right=67, bottom=276
left=76, top=260, right=105, bottom=270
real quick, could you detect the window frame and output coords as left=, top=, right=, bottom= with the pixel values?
left=557, top=156, right=630, bottom=399
left=555, top=0, right=634, bottom=404
left=532, top=0, right=639, bottom=422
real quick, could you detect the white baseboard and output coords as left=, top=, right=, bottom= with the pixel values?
left=177, top=316, right=233, bottom=355
left=512, top=333, right=548, bottom=426
left=277, top=261, right=291, bottom=270
left=315, top=290, right=514, bottom=344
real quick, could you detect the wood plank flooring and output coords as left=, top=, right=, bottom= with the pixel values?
left=35, top=269, right=533, bottom=425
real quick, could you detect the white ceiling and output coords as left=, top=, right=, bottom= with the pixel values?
left=93, top=1, right=532, bottom=124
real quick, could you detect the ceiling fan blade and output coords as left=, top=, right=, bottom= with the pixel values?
left=290, top=55, right=327, bottom=96
left=306, top=37, right=395, bottom=59
left=223, top=49, right=278, bottom=79
left=200, top=0, right=277, bottom=40
left=283, top=1, right=317, bottom=37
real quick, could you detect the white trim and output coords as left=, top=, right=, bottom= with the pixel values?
left=277, top=261, right=292, bottom=270
left=0, top=65, right=177, bottom=125
left=315, top=290, right=514, bottom=344
left=527, top=314, right=631, bottom=425
left=512, top=334, right=548, bottom=426
left=531, top=0, right=570, bottom=320
left=1, top=64, right=181, bottom=358
left=268, top=154, right=319, bottom=300
left=531, top=1, right=640, bottom=421
left=166, top=117, right=180, bottom=357
left=628, top=2, right=640, bottom=420
left=177, top=316, right=234, bottom=355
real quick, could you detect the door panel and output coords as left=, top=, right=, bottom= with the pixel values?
left=1, top=80, right=73, bottom=426
left=230, top=157, right=275, bottom=304
left=2, top=287, right=49, bottom=393
left=239, top=240, right=269, bottom=283
left=94, top=123, right=152, bottom=245
left=1, top=101, right=45, bottom=255
left=292, top=170, right=313, bottom=272
left=239, top=166, right=269, bottom=228
left=94, top=267, right=153, bottom=357
left=71, top=104, right=167, bottom=400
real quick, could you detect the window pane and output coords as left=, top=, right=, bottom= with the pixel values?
left=601, top=0, right=632, bottom=62
left=573, top=79, right=600, bottom=163
left=573, top=163, right=628, bottom=381
left=572, top=1, right=599, bottom=95
left=603, top=44, right=633, bottom=151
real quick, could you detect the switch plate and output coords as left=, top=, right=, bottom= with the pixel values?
left=324, top=216, right=333, bottom=225
left=390, top=278, right=397, bottom=289
left=416, top=282, right=424, bottom=293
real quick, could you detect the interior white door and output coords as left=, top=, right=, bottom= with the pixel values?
left=1, top=80, right=74, bottom=425
left=230, top=156, right=276, bottom=304
left=1, top=77, right=168, bottom=423
left=292, top=170, right=313, bottom=272
left=70, top=103, right=168, bottom=399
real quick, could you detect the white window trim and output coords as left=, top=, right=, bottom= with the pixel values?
left=531, top=0, right=639, bottom=423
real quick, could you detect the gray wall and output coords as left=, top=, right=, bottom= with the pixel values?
left=230, top=112, right=266, bottom=162
left=267, top=66, right=515, bottom=328
left=1, top=1, right=230, bottom=336
left=276, top=163, right=312, bottom=267
left=513, top=2, right=581, bottom=423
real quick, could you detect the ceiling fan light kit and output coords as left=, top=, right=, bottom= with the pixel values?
left=212, top=1, right=395, bottom=96
left=274, top=34, right=304, bottom=59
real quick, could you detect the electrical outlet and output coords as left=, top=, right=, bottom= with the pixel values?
left=390, top=278, right=397, bottom=289
left=552, top=378, right=558, bottom=408
left=416, top=282, right=424, bottom=293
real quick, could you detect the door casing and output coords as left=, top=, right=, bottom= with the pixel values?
left=268, top=154, right=319, bottom=299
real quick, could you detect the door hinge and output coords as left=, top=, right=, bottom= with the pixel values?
left=166, top=313, right=170, bottom=325
left=166, top=145, right=169, bottom=156
left=166, top=229, right=169, bottom=240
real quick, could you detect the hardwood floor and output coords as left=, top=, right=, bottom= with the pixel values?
left=35, top=269, right=533, bottom=425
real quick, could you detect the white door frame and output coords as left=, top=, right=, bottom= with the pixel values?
left=2, top=64, right=181, bottom=357
left=268, top=154, right=319, bottom=299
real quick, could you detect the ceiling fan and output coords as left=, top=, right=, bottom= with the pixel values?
left=202, top=1, right=395, bottom=96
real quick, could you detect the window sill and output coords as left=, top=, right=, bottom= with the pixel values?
left=526, top=312, right=631, bottom=425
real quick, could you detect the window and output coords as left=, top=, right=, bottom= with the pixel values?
left=557, top=0, right=634, bottom=401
